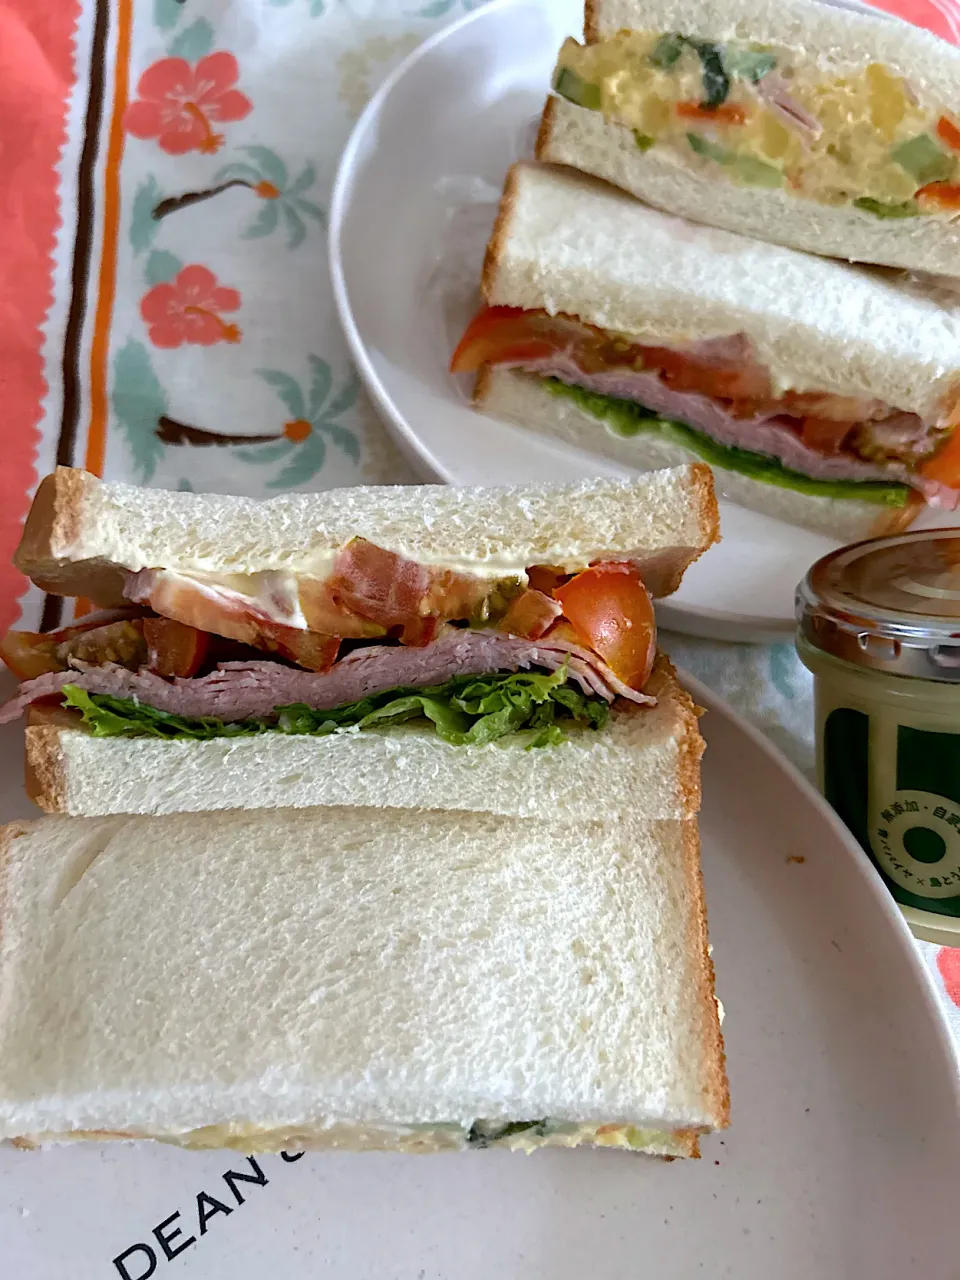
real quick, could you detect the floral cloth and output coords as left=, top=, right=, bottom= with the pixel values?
left=1, top=0, right=960, bottom=1051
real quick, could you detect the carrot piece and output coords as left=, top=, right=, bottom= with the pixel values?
left=937, top=115, right=960, bottom=152
left=676, top=101, right=747, bottom=125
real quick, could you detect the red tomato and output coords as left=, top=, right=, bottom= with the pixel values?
left=554, top=563, right=656, bottom=691
left=143, top=618, right=210, bottom=678
left=636, top=344, right=771, bottom=402
left=676, top=102, right=747, bottom=125
left=0, top=632, right=63, bottom=681
left=449, top=306, right=592, bottom=374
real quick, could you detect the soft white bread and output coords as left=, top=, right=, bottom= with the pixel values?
left=0, top=806, right=727, bottom=1150
left=25, top=655, right=703, bottom=820
left=16, top=466, right=719, bottom=605
left=538, top=95, right=960, bottom=280
left=477, top=367, right=885, bottom=542
left=481, top=163, right=960, bottom=424
left=586, top=0, right=960, bottom=102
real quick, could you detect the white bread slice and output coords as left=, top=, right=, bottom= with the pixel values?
left=0, top=807, right=728, bottom=1151
left=16, top=466, right=718, bottom=606
left=477, top=366, right=885, bottom=542
left=24, top=654, right=703, bottom=820
left=481, top=163, right=960, bottom=424
left=538, top=95, right=960, bottom=280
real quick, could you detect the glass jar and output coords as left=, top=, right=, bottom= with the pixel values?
left=797, top=529, right=960, bottom=946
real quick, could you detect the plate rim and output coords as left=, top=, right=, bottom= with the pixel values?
left=684, top=666, right=960, bottom=1103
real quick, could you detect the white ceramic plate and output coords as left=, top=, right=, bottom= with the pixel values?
left=1, top=672, right=958, bottom=1277
left=329, top=0, right=935, bottom=642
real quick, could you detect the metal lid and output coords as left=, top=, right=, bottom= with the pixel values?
left=797, top=529, right=960, bottom=682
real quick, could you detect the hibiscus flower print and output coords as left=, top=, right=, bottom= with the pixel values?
left=140, top=265, right=242, bottom=348
left=125, top=52, right=252, bottom=156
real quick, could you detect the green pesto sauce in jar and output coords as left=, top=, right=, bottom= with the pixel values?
left=797, top=530, right=960, bottom=946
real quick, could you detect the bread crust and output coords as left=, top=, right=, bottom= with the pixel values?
left=15, top=469, right=97, bottom=589
left=647, top=653, right=704, bottom=818
left=583, top=0, right=601, bottom=43
left=480, top=163, right=522, bottom=304
left=680, top=818, right=730, bottom=1130
left=24, top=726, right=67, bottom=814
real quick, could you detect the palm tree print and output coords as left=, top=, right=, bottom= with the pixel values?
left=215, top=146, right=325, bottom=248
left=237, top=357, right=361, bottom=487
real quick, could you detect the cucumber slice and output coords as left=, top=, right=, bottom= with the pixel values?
left=552, top=66, right=601, bottom=111
left=891, top=134, right=955, bottom=185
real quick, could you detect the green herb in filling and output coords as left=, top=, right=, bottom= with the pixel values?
left=650, top=32, right=685, bottom=69
left=634, top=131, right=656, bottom=151
left=689, top=40, right=730, bottom=108
left=721, top=46, right=777, bottom=83
left=853, top=196, right=920, bottom=219
left=60, top=668, right=611, bottom=749
left=542, top=379, right=911, bottom=508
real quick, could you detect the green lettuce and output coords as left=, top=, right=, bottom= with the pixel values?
left=60, top=668, right=610, bottom=750
left=543, top=379, right=911, bottom=508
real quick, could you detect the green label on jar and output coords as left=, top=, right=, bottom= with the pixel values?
left=824, top=707, right=960, bottom=915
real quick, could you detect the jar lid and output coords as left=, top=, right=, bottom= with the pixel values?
left=797, top=529, right=960, bottom=681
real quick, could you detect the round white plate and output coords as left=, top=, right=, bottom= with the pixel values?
left=330, top=0, right=927, bottom=642
left=1, top=673, right=957, bottom=1277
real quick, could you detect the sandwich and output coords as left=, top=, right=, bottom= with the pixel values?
left=452, top=162, right=960, bottom=540
left=0, top=466, right=718, bottom=817
left=539, top=0, right=960, bottom=278
left=0, top=805, right=728, bottom=1156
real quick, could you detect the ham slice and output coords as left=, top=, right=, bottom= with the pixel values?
left=0, top=629, right=653, bottom=725
left=515, top=355, right=959, bottom=509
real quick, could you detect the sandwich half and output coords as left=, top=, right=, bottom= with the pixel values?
left=0, top=467, right=717, bottom=816
left=454, top=162, right=960, bottom=539
left=540, top=0, right=960, bottom=277
left=0, top=806, right=728, bottom=1157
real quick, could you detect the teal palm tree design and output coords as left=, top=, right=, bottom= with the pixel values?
left=215, top=146, right=324, bottom=248
left=267, top=0, right=326, bottom=13
left=236, top=357, right=361, bottom=487
left=412, top=0, right=486, bottom=16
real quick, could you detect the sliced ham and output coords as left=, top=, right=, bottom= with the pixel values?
left=515, top=354, right=959, bottom=509
left=0, top=629, right=652, bottom=725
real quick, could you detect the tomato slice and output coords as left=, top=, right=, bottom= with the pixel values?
left=143, top=618, right=210, bottom=678
left=554, top=563, right=656, bottom=691
left=450, top=306, right=590, bottom=374
left=0, top=619, right=149, bottom=680
left=0, top=632, right=64, bottom=681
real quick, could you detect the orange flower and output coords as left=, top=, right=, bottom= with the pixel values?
left=284, top=419, right=312, bottom=442
left=255, top=181, right=281, bottom=199
left=140, top=265, right=242, bottom=349
left=125, top=52, right=252, bottom=156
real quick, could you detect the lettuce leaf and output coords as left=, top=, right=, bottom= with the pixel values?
left=543, top=378, right=911, bottom=508
left=60, top=668, right=610, bottom=750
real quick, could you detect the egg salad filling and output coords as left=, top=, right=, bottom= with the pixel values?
left=554, top=32, right=960, bottom=217
left=14, top=1119, right=695, bottom=1157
